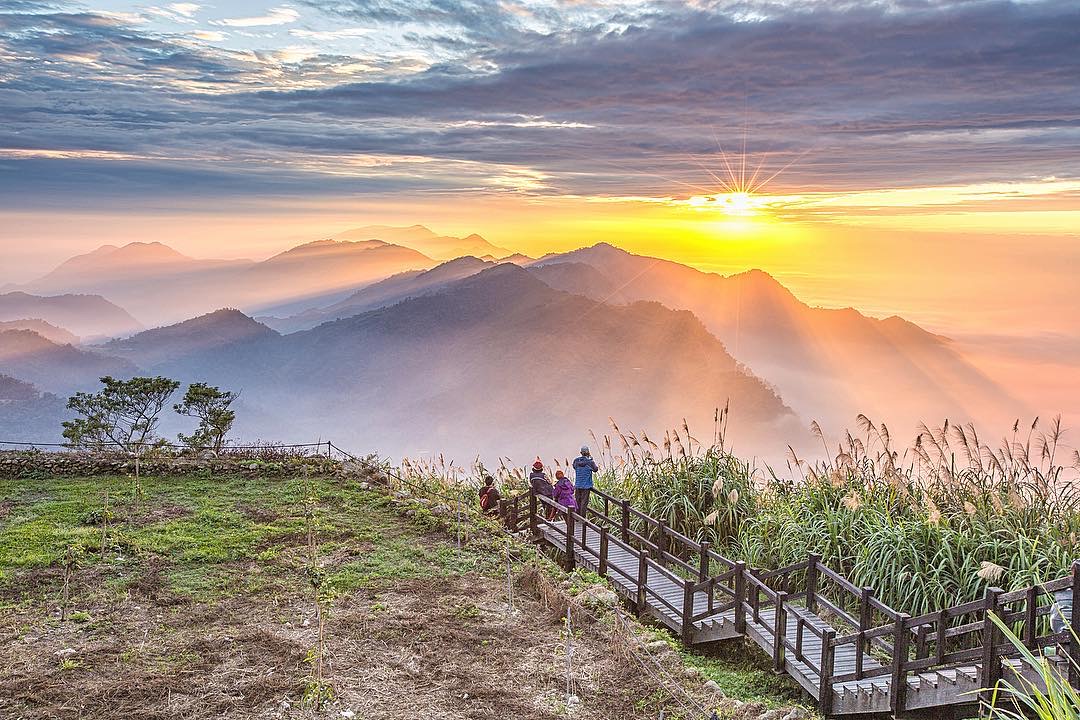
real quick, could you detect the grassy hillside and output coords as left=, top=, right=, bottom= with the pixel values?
left=0, top=465, right=808, bottom=719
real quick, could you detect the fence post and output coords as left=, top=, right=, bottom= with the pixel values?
left=890, top=612, right=911, bottom=715
left=529, top=489, right=538, bottom=537
left=773, top=590, right=788, bottom=672
left=636, top=553, right=649, bottom=613
left=915, top=625, right=929, bottom=660
left=819, top=629, right=836, bottom=715
left=734, top=561, right=747, bottom=635
left=1024, top=585, right=1038, bottom=650
left=856, top=586, right=873, bottom=680
left=621, top=500, right=630, bottom=543
left=699, top=541, right=711, bottom=581
left=980, top=587, right=1003, bottom=707
left=564, top=512, right=576, bottom=572
left=599, top=527, right=609, bottom=576
left=681, top=581, right=695, bottom=644
left=656, top=520, right=668, bottom=560
left=936, top=608, right=948, bottom=666
left=806, top=553, right=820, bottom=614
left=1070, top=562, right=1080, bottom=688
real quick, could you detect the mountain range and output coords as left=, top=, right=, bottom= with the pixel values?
left=98, top=266, right=795, bottom=458
left=12, top=227, right=517, bottom=326
left=0, top=227, right=1025, bottom=459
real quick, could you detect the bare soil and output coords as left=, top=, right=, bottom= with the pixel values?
left=0, top=509, right=698, bottom=719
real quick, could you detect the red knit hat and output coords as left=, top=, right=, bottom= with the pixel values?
left=532, top=458, right=544, bottom=470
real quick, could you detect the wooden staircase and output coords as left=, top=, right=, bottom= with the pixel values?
left=500, top=487, right=1080, bottom=718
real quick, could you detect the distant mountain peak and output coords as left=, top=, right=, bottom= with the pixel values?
left=273, top=238, right=390, bottom=257
left=109, top=241, right=191, bottom=261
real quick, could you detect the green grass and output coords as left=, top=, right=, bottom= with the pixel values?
left=0, top=473, right=488, bottom=605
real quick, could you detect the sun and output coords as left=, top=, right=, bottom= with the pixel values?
left=720, top=191, right=756, bottom=216
left=678, top=128, right=810, bottom=219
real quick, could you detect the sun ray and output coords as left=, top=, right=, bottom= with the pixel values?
left=687, top=153, right=737, bottom=195
left=746, top=151, right=769, bottom=195
left=751, top=146, right=815, bottom=194
left=711, top=128, right=741, bottom=194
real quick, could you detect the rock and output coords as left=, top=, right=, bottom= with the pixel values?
left=248, top=463, right=258, bottom=470
left=55, top=648, right=77, bottom=658
left=729, top=700, right=767, bottom=719
left=682, top=666, right=702, bottom=679
left=703, top=679, right=723, bottom=694
left=358, top=482, right=370, bottom=490
left=782, top=709, right=809, bottom=720
left=760, top=710, right=790, bottom=720
left=645, top=639, right=670, bottom=654
left=577, top=585, right=619, bottom=609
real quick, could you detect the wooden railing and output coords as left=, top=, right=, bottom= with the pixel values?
left=502, top=484, right=1080, bottom=715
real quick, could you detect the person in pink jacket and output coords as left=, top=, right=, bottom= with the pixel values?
left=552, top=470, right=578, bottom=513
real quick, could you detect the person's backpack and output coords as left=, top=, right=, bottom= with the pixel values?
left=480, top=487, right=495, bottom=511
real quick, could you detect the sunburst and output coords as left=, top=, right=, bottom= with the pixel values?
left=685, top=128, right=809, bottom=216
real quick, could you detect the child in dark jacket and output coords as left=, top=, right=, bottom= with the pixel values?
left=529, top=459, right=553, bottom=498
left=529, top=459, right=556, bottom=519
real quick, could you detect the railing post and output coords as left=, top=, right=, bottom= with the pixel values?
left=1070, top=562, right=1080, bottom=688
left=1024, top=585, right=1038, bottom=650
left=599, top=527, right=609, bottom=576
left=636, top=553, right=648, bottom=613
left=981, top=587, right=1003, bottom=708
left=916, top=625, right=929, bottom=660
left=656, top=519, right=668, bottom=559
left=528, top=489, right=538, bottom=537
left=819, top=629, right=836, bottom=715
left=806, top=553, right=821, bottom=614
left=936, top=608, right=948, bottom=666
left=698, top=541, right=710, bottom=581
left=682, top=581, right=695, bottom=644
left=620, top=500, right=630, bottom=543
left=734, top=561, right=747, bottom=635
left=497, top=498, right=507, bottom=527
left=856, top=586, right=872, bottom=680
left=564, top=511, right=576, bottom=572
left=890, top=612, right=911, bottom=715
left=773, top=590, right=788, bottom=672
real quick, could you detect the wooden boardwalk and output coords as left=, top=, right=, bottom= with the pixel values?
left=502, top=488, right=1080, bottom=718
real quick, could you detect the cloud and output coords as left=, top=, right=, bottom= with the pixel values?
left=169, top=3, right=201, bottom=17
left=212, top=6, right=300, bottom=27
left=191, top=29, right=226, bottom=41
left=0, top=0, right=1079, bottom=208
left=289, top=27, right=371, bottom=40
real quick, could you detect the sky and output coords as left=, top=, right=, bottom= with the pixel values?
left=1, top=0, right=1079, bottom=339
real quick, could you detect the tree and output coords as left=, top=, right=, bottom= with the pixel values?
left=62, top=376, right=181, bottom=451
left=174, top=382, right=238, bottom=453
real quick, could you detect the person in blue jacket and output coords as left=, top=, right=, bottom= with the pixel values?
left=573, top=445, right=599, bottom=515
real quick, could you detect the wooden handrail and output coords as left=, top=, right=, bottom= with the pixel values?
left=521, top=472, right=1080, bottom=713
